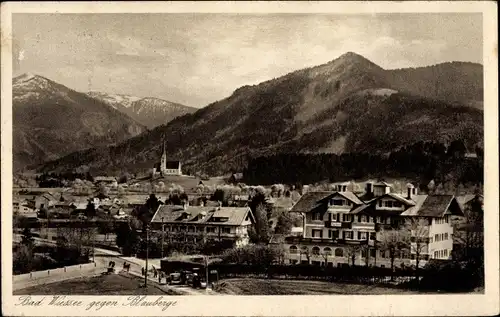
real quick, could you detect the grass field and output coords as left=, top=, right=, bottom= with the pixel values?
left=14, top=273, right=178, bottom=295
left=214, top=278, right=421, bottom=295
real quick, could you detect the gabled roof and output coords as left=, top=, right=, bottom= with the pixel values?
left=39, top=193, right=58, bottom=201
left=374, top=181, right=391, bottom=187
left=151, top=205, right=253, bottom=226
left=336, top=191, right=364, bottom=205
left=416, top=195, right=463, bottom=217
left=290, top=191, right=364, bottom=213
left=289, top=191, right=333, bottom=213
left=456, top=194, right=477, bottom=207
left=401, top=195, right=463, bottom=217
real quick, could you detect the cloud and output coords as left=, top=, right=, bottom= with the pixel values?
left=12, top=13, right=481, bottom=107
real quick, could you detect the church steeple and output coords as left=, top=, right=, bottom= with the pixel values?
left=160, top=134, right=167, bottom=175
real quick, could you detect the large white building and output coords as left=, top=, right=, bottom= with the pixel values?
left=283, top=182, right=465, bottom=268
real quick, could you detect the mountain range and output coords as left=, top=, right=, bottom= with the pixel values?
left=87, top=92, right=196, bottom=128
left=12, top=74, right=194, bottom=170
left=35, top=52, right=484, bottom=176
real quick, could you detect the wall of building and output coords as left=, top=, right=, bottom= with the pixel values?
left=429, top=214, right=454, bottom=259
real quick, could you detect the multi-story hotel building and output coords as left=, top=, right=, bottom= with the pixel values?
left=284, top=182, right=465, bottom=268
left=150, top=204, right=255, bottom=248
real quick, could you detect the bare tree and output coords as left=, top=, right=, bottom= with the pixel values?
left=405, top=217, right=430, bottom=281
left=345, top=244, right=364, bottom=266
left=378, top=228, right=410, bottom=277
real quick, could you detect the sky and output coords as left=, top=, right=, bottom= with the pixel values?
left=12, top=13, right=483, bottom=108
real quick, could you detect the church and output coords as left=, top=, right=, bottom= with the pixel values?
left=152, top=141, right=182, bottom=177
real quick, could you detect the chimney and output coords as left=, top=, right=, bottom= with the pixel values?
left=406, top=183, right=414, bottom=199
left=366, top=182, right=373, bottom=194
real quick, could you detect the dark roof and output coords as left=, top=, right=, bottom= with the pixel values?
left=166, top=161, right=180, bottom=169
left=289, top=192, right=333, bottom=213
left=290, top=191, right=364, bottom=213
left=151, top=205, right=252, bottom=226
left=414, top=195, right=462, bottom=217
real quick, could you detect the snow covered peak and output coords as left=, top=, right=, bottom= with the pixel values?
left=13, top=73, right=52, bottom=90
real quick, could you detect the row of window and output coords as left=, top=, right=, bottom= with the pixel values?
left=433, top=232, right=449, bottom=242
left=289, top=246, right=428, bottom=260
left=434, top=249, right=449, bottom=258
left=316, top=213, right=394, bottom=225
left=434, top=216, right=449, bottom=224
left=163, top=225, right=231, bottom=234
left=378, top=200, right=403, bottom=208
left=330, top=199, right=352, bottom=206
left=312, top=229, right=376, bottom=240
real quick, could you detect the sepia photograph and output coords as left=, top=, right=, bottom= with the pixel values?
left=1, top=1, right=498, bottom=316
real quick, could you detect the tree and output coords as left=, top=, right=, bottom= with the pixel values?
left=115, top=222, right=140, bottom=256
left=453, top=195, right=483, bottom=265
left=345, top=244, right=364, bottom=266
left=378, top=229, right=410, bottom=278
left=405, top=217, right=430, bottom=281
left=249, top=203, right=270, bottom=244
left=21, top=227, right=35, bottom=248
left=85, top=201, right=96, bottom=218
left=274, top=210, right=293, bottom=234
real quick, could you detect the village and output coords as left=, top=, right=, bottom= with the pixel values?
left=12, top=143, right=484, bottom=295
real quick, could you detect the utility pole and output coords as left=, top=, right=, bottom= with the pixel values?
left=205, top=255, right=209, bottom=291
left=161, top=217, right=164, bottom=259
left=145, top=225, right=149, bottom=288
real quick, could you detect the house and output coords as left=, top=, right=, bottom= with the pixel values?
left=228, top=173, right=244, bottom=184
left=94, top=176, right=118, bottom=187
left=14, top=199, right=37, bottom=217
left=284, top=182, right=464, bottom=267
left=34, top=193, right=58, bottom=210
left=150, top=205, right=255, bottom=248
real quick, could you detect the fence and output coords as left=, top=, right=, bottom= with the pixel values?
left=210, top=263, right=417, bottom=285
left=13, top=262, right=99, bottom=284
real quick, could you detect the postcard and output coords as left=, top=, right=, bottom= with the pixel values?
left=1, top=1, right=498, bottom=316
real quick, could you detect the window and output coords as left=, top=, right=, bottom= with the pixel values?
left=445, top=216, right=449, bottom=223
left=312, top=247, right=320, bottom=255
left=336, top=213, right=341, bottom=222
left=384, top=201, right=393, bottom=208
left=342, top=214, right=351, bottom=222
left=378, top=201, right=382, bottom=207
left=329, top=230, right=339, bottom=239
left=435, top=234, right=439, bottom=242
left=289, top=246, right=298, bottom=254
left=358, top=231, right=368, bottom=240
left=361, top=215, right=367, bottom=223
left=393, top=201, right=402, bottom=208
left=344, top=231, right=353, bottom=239
left=332, top=199, right=344, bottom=206
left=334, top=248, right=344, bottom=257
left=385, top=217, right=391, bottom=224
left=369, top=217, right=374, bottom=223
left=222, top=227, right=231, bottom=234
left=324, top=247, right=332, bottom=255
left=444, top=233, right=448, bottom=240
left=370, top=249, right=376, bottom=258
left=361, top=249, right=367, bottom=258
left=313, top=213, right=322, bottom=221
left=206, top=227, right=216, bottom=233
left=376, top=216, right=382, bottom=223
left=429, top=237, right=433, bottom=243
left=444, top=249, right=448, bottom=257
left=312, top=229, right=323, bottom=238
left=188, top=226, right=195, bottom=232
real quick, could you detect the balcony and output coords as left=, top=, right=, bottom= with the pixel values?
left=352, top=222, right=376, bottom=230
left=325, top=221, right=342, bottom=228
